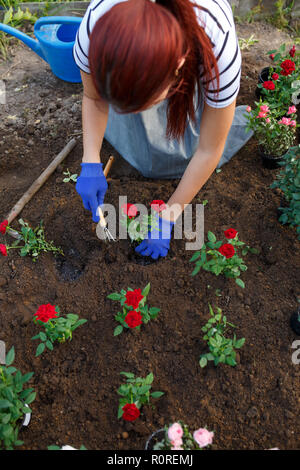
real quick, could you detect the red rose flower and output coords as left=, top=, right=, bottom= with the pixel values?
left=151, top=200, right=166, bottom=213
left=289, top=45, right=296, bottom=58
left=218, top=243, right=235, bottom=259
left=280, top=59, right=295, bottom=76
left=0, top=244, right=7, bottom=257
left=224, top=228, right=238, bottom=240
left=263, top=81, right=275, bottom=91
left=125, top=310, right=142, bottom=328
left=269, top=53, right=275, bottom=60
left=0, top=220, right=8, bottom=235
left=125, top=289, right=144, bottom=310
left=121, top=203, right=138, bottom=219
left=122, top=403, right=140, bottom=421
left=34, top=304, right=58, bottom=323
left=272, top=73, right=279, bottom=80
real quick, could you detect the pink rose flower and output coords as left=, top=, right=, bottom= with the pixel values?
left=258, top=112, right=267, bottom=118
left=168, top=423, right=183, bottom=442
left=287, top=106, right=296, bottom=115
left=266, top=118, right=270, bottom=123
left=193, top=428, right=214, bottom=448
left=170, top=437, right=183, bottom=449
left=260, top=105, right=269, bottom=113
left=290, top=120, right=296, bottom=127
left=246, top=106, right=251, bottom=112
left=279, top=117, right=291, bottom=126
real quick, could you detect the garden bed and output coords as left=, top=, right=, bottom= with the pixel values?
left=0, top=22, right=299, bottom=450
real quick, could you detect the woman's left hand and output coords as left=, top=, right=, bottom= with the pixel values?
left=135, top=214, right=174, bottom=260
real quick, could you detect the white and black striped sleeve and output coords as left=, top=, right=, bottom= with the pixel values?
left=197, top=0, right=241, bottom=108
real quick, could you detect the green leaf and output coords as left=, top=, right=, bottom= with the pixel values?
left=235, top=278, right=245, bottom=289
left=114, top=325, right=123, bottom=336
left=39, top=332, right=47, bottom=342
left=145, top=372, right=154, bottom=385
left=207, top=231, right=216, bottom=243
left=5, top=347, right=15, bottom=366
left=46, top=341, right=53, bottom=351
left=120, top=372, right=135, bottom=379
left=0, top=400, right=13, bottom=409
left=190, top=251, right=201, bottom=262
left=151, top=391, right=164, bottom=399
left=107, top=293, right=122, bottom=301
left=199, top=357, right=208, bottom=368
left=35, top=343, right=45, bottom=357
left=142, top=283, right=151, bottom=297
left=25, top=392, right=36, bottom=405
left=235, top=338, right=246, bottom=349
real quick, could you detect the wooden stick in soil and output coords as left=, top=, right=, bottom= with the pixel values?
left=6, top=138, right=77, bottom=239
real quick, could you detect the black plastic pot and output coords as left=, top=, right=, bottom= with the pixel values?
left=290, top=308, right=300, bottom=336
left=145, top=429, right=165, bottom=450
left=259, top=146, right=286, bottom=169
left=255, top=67, right=270, bottom=100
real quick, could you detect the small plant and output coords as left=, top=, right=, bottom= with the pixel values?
left=199, top=305, right=245, bottom=368
left=63, top=169, right=78, bottom=183
left=108, top=283, right=160, bottom=336
left=0, top=347, right=36, bottom=450
left=153, top=421, right=214, bottom=450
left=271, top=145, right=300, bottom=239
left=31, top=304, right=87, bottom=357
left=121, top=200, right=165, bottom=243
left=0, top=218, right=64, bottom=260
left=238, top=34, right=259, bottom=51
left=117, top=372, right=164, bottom=421
left=245, top=102, right=297, bottom=156
left=190, top=229, right=258, bottom=288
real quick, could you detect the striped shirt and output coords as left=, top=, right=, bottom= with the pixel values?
left=73, top=0, right=241, bottom=108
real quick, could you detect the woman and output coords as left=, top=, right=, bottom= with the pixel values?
left=73, top=0, right=252, bottom=260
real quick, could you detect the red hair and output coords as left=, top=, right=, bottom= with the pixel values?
left=89, top=0, right=219, bottom=141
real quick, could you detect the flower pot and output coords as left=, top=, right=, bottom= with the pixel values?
left=145, top=429, right=165, bottom=450
left=21, top=403, right=31, bottom=428
left=290, top=308, right=300, bottom=336
left=258, top=146, right=286, bottom=170
left=255, top=67, right=270, bottom=100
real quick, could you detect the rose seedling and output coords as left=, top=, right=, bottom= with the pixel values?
left=153, top=421, right=214, bottom=450
left=108, top=283, right=160, bottom=336
left=32, top=304, right=87, bottom=356
left=0, top=218, right=63, bottom=261
left=0, top=346, right=36, bottom=450
left=199, top=304, right=245, bottom=368
left=117, top=372, right=164, bottom=421
left=190, top=229, right=258, bottom=288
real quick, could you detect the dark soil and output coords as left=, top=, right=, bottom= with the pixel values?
left=0, top=22, right=299, bottom=450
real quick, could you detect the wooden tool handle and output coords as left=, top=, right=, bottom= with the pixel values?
left=6, top=138, right=77, bottom=225
left=103, top=156, right=114, bottom=178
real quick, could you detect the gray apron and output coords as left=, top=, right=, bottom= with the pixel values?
left=104, top=93, right=253, bottom=179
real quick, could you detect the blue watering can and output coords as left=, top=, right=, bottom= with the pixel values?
left=0, top=16, right=83, bottom=83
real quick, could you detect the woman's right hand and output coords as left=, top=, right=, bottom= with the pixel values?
left=75, top=162, right=108, bottom=223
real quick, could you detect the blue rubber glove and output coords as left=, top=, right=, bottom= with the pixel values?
left=135, top=213, right=174, bottom=260
left=75, top=163, right=108, bottom=222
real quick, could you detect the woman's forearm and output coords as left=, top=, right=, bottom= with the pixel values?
left=82, top=95, right=109, bottom=163
left=163, top=148, right=221, bottom=221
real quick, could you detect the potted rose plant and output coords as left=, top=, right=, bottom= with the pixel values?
left=117, top=372, right=164, bottom=421
left=108, top=283, right=160, bottom=336
left=256, top=43, right=299, bottom=109
left=0, top=347, right=36, bottom=450
left=145, top=421, right=214, bottom=450
left=245, top=102, right=297, bottom=168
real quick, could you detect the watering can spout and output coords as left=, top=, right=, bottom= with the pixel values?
left=0, top=23, right=46, bottom=61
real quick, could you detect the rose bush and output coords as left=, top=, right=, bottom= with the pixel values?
left=153, top=421, right=214, bottom=451
left=108, top=283, right=160, bottom=336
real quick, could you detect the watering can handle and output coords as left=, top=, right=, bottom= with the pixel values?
left=34, top=16, right=82, bottom=32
